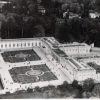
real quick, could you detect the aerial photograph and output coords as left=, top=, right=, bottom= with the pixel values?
left=0, top=0, right=100, bottom=99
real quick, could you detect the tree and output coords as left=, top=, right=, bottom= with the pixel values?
left=72, top=80, right=83, bottom=98
left=1, top=20, right=8, bottom=39
left=78, top=0, right=94, bottom=18
left=41, top=0, right=53, bottom=9
left=34, top=86, right=41, bottom=92
left=72, top=80, right=79, bottom=88
left=27, top=2, right=37, bottom=15
left=15, top=0, right=28, bottom=15
left=95, top=0, right=100, bottom=12
left=2, top=3, right=13, bottom=13
left=82, top=78, right=95, bottom=92
left=57, top=81, right=73, bottom=92
left=27, top=88, right=33, bottom=93
left=82, top=91, right=92, bottom=98
left=92, top=84, right=100, bottom=98
left=33, top=25, right=45, bottom=37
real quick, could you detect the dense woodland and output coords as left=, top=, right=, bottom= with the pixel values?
left=0, top=0, right=100, bottom=47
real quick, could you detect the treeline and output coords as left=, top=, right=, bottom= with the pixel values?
left=1, top=79, right=100, bottom=98
left=0, top=14, right=55, bottom=38
left=0, top=0, right=60, bottom=39
left=56, top=17, right=100, bottom=47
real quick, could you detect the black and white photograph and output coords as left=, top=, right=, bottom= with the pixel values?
left=0, top=0, right=99, bottom=99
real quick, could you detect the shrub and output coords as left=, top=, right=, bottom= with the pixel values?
left=27, top=88, right=33, bottom=93
left=34, top=86, right=41, bottom=92
left=6, top=92, right=10, bottom=95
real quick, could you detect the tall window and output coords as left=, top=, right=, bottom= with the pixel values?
left=24, top=43, right=26, bottom=47
left=17, top=44, right=19, bottom=47
left=9, top=44, right=11, bottom=47
left=13, top=44, right=15, bottom=47
left=32, top=43, right=34, bottom=46
left=35, top=42, right=37, bottom=46
left=1, top=44, right=3, bottom=48
left=86, top=49, right=88, bottom=52
left=28, top=43, right=30, bottom=46
left=5, top=44, right=7, bottom=48
left=21, top=43, right=23, bottom=47
left=39, top=42, right=41, bottom=46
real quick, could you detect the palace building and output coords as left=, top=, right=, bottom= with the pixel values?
left=0, top=37, right=100, bottom=94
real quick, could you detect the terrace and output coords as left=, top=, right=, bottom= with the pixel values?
left=87, top=62, right=100, bottom=73
left=69, top=59, right=82, bottom=69
left=53, top=49, right=68, bottom=58
left=76, top=56, right=100, bottom=61
left=1, top=49, right=41, bottom=63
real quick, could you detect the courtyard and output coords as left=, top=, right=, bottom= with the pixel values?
left=1, top=49, right=41, bottom=63
left=9, top=64, right=57, bottom=84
